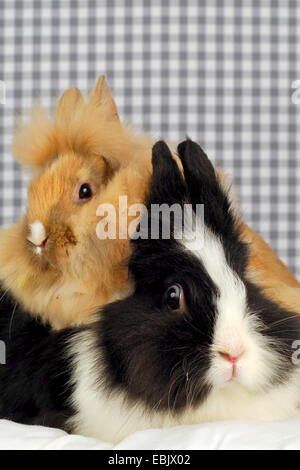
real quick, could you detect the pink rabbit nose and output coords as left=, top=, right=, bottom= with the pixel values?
left=219, top=351, right=244, bottom=363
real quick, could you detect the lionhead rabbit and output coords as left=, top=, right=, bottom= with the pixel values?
left=0, top=76, right=153, bottom=328
left=0, top=140, right=299, bottom=444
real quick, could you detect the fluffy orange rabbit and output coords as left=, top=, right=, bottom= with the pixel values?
left=0, top=76, right=299, bottom=330
left=0, top=77, right=153, bottom=328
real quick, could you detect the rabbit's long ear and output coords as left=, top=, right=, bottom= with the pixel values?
left=177, top=139, right=219, bottom=204
left=55, top=87, right=84, bottom=128
left=150, top=141, right=187, bottom=205
left=177, top=139, right=233, bottom=235
left=88, top=75, right=120, bottom=122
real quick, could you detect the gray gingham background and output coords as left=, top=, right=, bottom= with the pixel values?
left=0, top=0, right=300, bottom=275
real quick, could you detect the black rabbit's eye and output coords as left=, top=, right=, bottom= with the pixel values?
left=79, top=183, right=92, bottom=200
left=164, top=284, right=185, bottom=312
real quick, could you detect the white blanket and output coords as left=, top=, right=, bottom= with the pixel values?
left=0, top=418, right=300, bottom=450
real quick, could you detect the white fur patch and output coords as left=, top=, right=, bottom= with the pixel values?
left=66, top=330, right=157, bottom=443
left=181, top=227, right=281, bottom=391
left=27, top=220, right=46, bottom=247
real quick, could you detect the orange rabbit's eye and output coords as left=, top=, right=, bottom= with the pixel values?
left=79, top=183, right=93, bottom=200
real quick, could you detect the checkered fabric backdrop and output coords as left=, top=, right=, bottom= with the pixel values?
left=0, top=0, right=300, bottom=274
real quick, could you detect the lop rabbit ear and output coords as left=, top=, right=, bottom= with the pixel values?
left=55, top=87, right=84, bottom=127
left=150, top=141, right=187, bottom=206
left=88, top=75, right=120, bottom=122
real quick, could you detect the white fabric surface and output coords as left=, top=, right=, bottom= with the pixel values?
left=1, top=418, right=300, bottom=450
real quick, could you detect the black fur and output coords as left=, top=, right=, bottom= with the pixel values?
left=0, top=139, right=299, bottom=430
left=0, top=287, right=76, bottom=429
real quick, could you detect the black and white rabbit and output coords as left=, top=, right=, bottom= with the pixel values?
left=0, top=139, right=300, bottom=443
